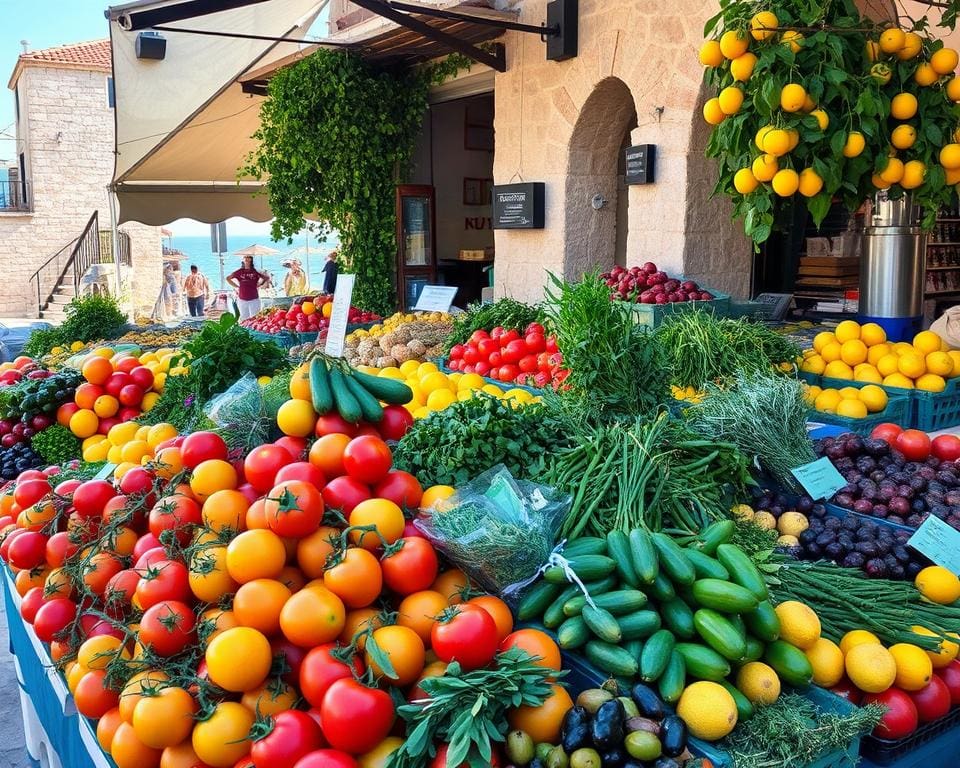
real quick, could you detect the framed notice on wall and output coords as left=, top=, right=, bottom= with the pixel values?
left=492, top=183, right=545, bottom=229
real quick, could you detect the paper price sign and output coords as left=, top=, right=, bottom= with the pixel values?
left=790, top=456, right=847, bottom=500
left=413, top=285, right=458, bottom=313
left=324, top=274, right=356, bottom=358
left=908, top=515, right=960, bottom=574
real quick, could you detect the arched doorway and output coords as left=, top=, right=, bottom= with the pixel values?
left=563, top=77, right=638, bottom=279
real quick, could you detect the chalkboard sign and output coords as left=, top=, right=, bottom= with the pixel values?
left=624, top=145, right=656, bottom=185
left=492, top=183, right=545, bottom=229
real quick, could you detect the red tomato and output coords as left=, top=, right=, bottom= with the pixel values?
left=342, top=437, right=392, bottom=485
left=910, top=676, right=952, bottom=722
left=321, top=477, right=371, bottom=514
left=139, top=600, right=196, bottom=656
left=129, top=366, right=155, bottom=391
left=251, top=710, right=323, bottom=768
left=525, top=322, right=545, bottom=336
left=315, top=414, right=358, bottom=438
left=863, top=688, right=918, bottom=739
left=381, top=537, right=439, bottom=595
left=74, top=670, right=119, bottom=719
left=119, top=384, right=144, bottom=407
left=378, top=405, right=414, bottom=442
left=518, top=355, right=538, bottom=374
left=372, top=471, right=422, bottom=510
left=8, top=531, right=48, bottom=570
left=149, top=495, right=202, bottom=546
left=293, top=751, right=358, bottom=768
left=114, top=356, right=139, bottom=374
left=524, top=332, right=546, bottom=354
left=498, top=364, right=519, bottom=381
left=237, top=483, right=261, bottom=505
left=462, top=345, right=481, bottom=366
left=245, top=444, right=295, bottom=493
left=931, top=434, right=960, bottom=462
left=477, top=338, right=498, bottom=359
left=54, top=478, right=81, bottom=498
left=499, top=329, right=520, bottom=347
left=319, top=679, right=395, bottom=754
left=118, top=467, right=155, bottom=500
left=430, top=604, right=498, bottom=671
left=470, top=329, right=490, bottom=343
left=14, top=478, right=50, bottom=509
left=271, top=638, right=307, bottom=685
left=545, top=336, right=559, bottom=353
left=180, top=431, right=229, bottom=469
left=72, top=480, right=117, bottom=518
left=475, top=361, right=492, bottom=377
left=501, top=339, right=527, bottom=364
left=136, top=559, right=191, bottom=609
left=936, top=660, right=960, bottom=705
left=33, top=598, right=77, bottom=642
left=275, top=462, right=326, bottom=488
left=896, top=429, right=932, bottom=462
left=105, top=568, right=141, bottom=607
left=135, top=547, right=168, bottom=571
left=449, top=344, right=465, bottom=360
left=299, top=643, right=365, bottom=708
left=264, top=480, right=324, bottom=538
left=20, top=587, right=46, bottom=624
left=275, top=436, right=309, bottom=460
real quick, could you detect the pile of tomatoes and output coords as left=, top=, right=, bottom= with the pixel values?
left=445, top=323, right=570, bottom=389
left=241, top=298, right=380, bottom=336
left=0, top=424, right=568, bottom=768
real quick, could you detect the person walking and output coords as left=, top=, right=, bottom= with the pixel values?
left=227, top=255, right=268, bottom=320
left=284, top=260, right=308, bottom=297
left=183, top=264, right=211, bottom=318
left=161, top=263, right=180, bottom=320
left=322, top=250, right=339, bottom=295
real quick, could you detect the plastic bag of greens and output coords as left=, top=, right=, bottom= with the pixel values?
left=203, top=372, right=277, bottom=452
left=415, top=464, right=570, bottom=597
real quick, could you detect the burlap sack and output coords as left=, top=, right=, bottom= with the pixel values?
left=931, top=306, right=960, bottom=348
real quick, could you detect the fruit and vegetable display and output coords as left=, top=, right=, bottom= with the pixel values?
left=445, top=321, right=569, bottom=389
left=601, top=263, right=715, bottom=304
left=343, top=311, right=452, bottom=368
left=241, top=295, right=380, bottom=335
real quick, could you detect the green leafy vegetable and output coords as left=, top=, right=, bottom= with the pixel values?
left=24, top=294, right=127, bottom=357
left=31, top=425, right=81, bottom=465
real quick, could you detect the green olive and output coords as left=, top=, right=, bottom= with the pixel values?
left=569, top=748, right=602, bottom=768
left=545, top=746, right=570, bottom=768
left=506, top=730, right=535, bottom=766
left=576, top=688, right=614, bottom=714
left=625, top=730, right=662, bottom=762
left=536, top=743, right=554, bottom=763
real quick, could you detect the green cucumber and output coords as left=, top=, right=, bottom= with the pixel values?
left=763, top=640, right=813, bottom=688
left=693, top=520, right=736, bottom=555
left=517, top=580, right=562, bottom=621
left=744, top=600, right=781, bottom=642
left=629, top=529, right=659, bottom=584
left=563, top=590, right=648, bottom=617
left=543, top=584, right=583, bottom=628
left=729, top=613, right=747, bottom=640
left=720, top=680, right=755, bottom=721
left=343, top=373, right=384, bottom=423
left=652, top=533, right=696, bottom=586
left=693, top=609, right=747, bottom=661
left=742, top=636, right=764, bottom=663
left=674, top=643, right=732, bottom=682
left=618, top=610, right=662, bottom=640
left=308, top=358, right=333, bottom=413
left=684, top=549, right=730, bottom=581
left=562, top=537, right=608, bottom=557
left=585, top=641, right=639, bottom=677
left=658, top=650, right=686, bottom=704
left=582, top=605, right=622, bottom=643
left=348, top=368, right=413, bottom=404
left=659, top=597, right=696, bottom=640
left=543, top=555, right=617, bottom=584
left=647, top=571, right=676, bottom=602
left=606, top=530, right=640, bottom=587
left=328, top=367, right=362, bottom=424
left=640, top=629, right=675, bottom=682
left=557, top=616, right=590, bottom=649
left=691, top=579, right=759, bottom=614
left=624, top=639, right=644, bottom=663
left=716, top=544, right=769, bottom=600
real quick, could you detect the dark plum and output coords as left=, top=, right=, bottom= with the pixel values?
left=842, top=552, right=867, bottom=568
left=893, top=546, right=912, bottom=564
left=932, top=505, right=950, bottom=520
left=910, top=477, right=928, bottom=493
left=888, top=515, right=906, bottom=525
left=846, top=435, right=865, bottom=454
left=897, top=485, right=915, bottom=500
left=906, top=562, right=924, bottom=579
left=870, top=470, right=887, bottom=484
left=825, top=542, right=844, bottom=559
left=888, top=564, right=906, bottom=580
left=855, top=541, right=879, bottom=557
left=835, top=493, right=856, bottom=508
left=853, top=499, right=874, bottom=515
left=796, top=496, right=814, bottom=514
left=825, top=517, right=842, bottom=530
left=798, top=529, right=818, bottom=546
left=910, top=499, right=927, bottom=514
left=876, top=538, right=893, bottom=556
left=816, top=532, right=837, bottom=547
left=864, top=438, right=890, bottom=457
left=918, top=466, right=937, bottom=481
left=889, top=497, right=911, bottom=516
left=810, top=504, right=827, bottom=519
left=805, top=543, right=823, bottom=558
left=826, top=444, right=846, bottom=462
left=865, top=558, right=888, bottom=578
left=872, top=504, right=888, bottom=518
left=770, top=505, right=785, bottom=517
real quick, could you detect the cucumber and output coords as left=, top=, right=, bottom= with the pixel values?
left=606, top=530, right=640, bottom=587
left=659, top=597, right=696, bottom=640
left=583, top=575, right=619, bottom=595
left=652, top=533, right=696, bottom=586
left=328, top=367, right=363, bottom=424
left=720, top=680, right=755, bottom=722
left=693, top=520, right=736, bottom=555
left=640, top=629, right=675, bottom=683
left=693, top=609, right=747, bottom=661
left=728, top=613, right=747, bottom=640
left=517, top=580, right=563, bottom=621
left=629, top=529, right=659, bottom=585
left=563, top=590, right=648, bottom=617
left=763, top=640, right=813, bottom=688
left=543, top=584, right=583, bottom=628
left=557, top=616, right=590, bottom=649
left=585, top=641, right=639, bottom=677
left=691, top=579, right=759, bottom=614
left=658, top=650, right=686, bottom=704
left=562, top=537, right=608, bottom=558
left=343, top=373, right=384, bottom=423
left=744, top=600, right=781, bottom=642
left=348, top=369, right=413, bottom=405
left=715, top=544, right=769, bottom=600
left=543, top=555, right=617, bottom=584
left=308, top=358, right=333, bottom=413
left=742, top=636, right=764, bottom=663
left=624, top=639, right=644, bottom=664
left=674, top=644, right=732, bottom=682
left=647, top=571, right=676, bottom=602
left=618, top=610, right=662, bottom=640
left=684, top=549, right=730, bottom=581
left=582, top=605, right=622, bottom=643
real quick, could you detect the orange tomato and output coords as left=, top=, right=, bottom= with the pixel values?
left=507, top=683, right=573, bottom=744
left=110, top=526, right=140, bottom=557
left=21, top=501, right=57, bottom=530
left=500, top=629, right=562, bottom=673
left=44, top=567, right=74, bottom=599
left=78, top=635, right=129, bottom=671
left=309, top=433, right=351, bottom=478
left=132, top=686, right=198, bottom=749
left=190, top=460, right=239, bottom=503
left=189, top=545, right=238, bottom=604
left=75, top=383, right=104, bottom=410
left=468, top=596, right=513, bottom=643
left=365, top=625, right=425, bottom=686
left=324, top=548, right=383, bottom=608
left=153, top=447, right=184, bottom=481
left=232, top=578, right=292, bottom=636
left=397, top=590, right=448, bottom=645
left=201, top=489, right=249, bottom=532
left=240, top=679, right=298, bottom=716
left=409, top=660, right=448, bottom=701
left=340, top=607, right=384, bottom=650
left=159, top=742, right=208, bottom=768
left=348, top=498, right=405, bottom=550
left=245, top=498, right=268, bottom=529
left=82, top=356, right=115, bottom=386
left=66, top=662, right=86, bottom=695
left=119, top=670, right=171, bottom=722
left=432, top=569, right=470, bottom=604
left=277, top=565, right=306, bottom=593
left=200, top=607, right=239, bottom=644
left=205, top=628, right=272, bottom=693
left=50, top=639, right=73, bottom=663
left=296, top=525, right=340, bottom=579
left=279, top=585, right=345, bottom=647
left=15, top=567, right=48, bottom=596
left=97, top=707, right=124, bottom=752
left=191, top=701, right=254, bottom=767
left=226, top=529, right=286, bottom=583
left=110, top=721, right=162, bottom=768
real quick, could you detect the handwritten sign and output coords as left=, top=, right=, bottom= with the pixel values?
left=790, top=456, right=847, bottom=500
left=324, top=273, right=355, bottom=358
left=413, top=285, right=458, bottom=313
left=908, top=515, right=960, bottom=573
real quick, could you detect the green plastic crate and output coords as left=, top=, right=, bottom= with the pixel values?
left=619, top=291, right=731, bottom=329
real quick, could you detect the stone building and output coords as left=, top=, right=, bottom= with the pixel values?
left=0, top=40, right=162, bottom=319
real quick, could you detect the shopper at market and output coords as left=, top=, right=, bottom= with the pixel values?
left=284, top=260, right=308, bottom=296
left=227, top=255, right=269, bottom=320
left=322, top=250, right=339, bottom=295
left=183, top=264, right=211, bottom=317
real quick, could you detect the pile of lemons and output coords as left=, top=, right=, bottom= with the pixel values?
left=358, top=361, right=539, bottom=419
left=80, top=421, right=178, bottom=476
left=347, top=311, right=451, bottom=343
left=805, top=382, right=889, bottom=419
left=801, top=321, right=959, bottom=393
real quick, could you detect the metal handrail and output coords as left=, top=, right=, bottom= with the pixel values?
left=28, top=211, right=100, bottom=315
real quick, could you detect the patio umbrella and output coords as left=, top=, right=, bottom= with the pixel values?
left=234, top=244, right=281, bottom=257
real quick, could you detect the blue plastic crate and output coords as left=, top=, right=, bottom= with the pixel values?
left=436, top=360, right=543, bottom=396
left=860, top=706, right=960, bottom=767
left=912, top=385, right=960, bottom=432
left=812, top=394, right=912, bottom=435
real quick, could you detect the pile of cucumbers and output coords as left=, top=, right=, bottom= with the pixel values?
left=518, top=521, right=814, bottom=716
left=307, top=357, right=412, bottom=424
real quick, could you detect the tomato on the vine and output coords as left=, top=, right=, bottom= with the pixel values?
left=139, top=600, right=196, bottom=656
left=264, top=480, right=324, bottom=538
left=381, top=537, right=438, bottom=595
left=148, top=494, right=202, bottom=546
left=320, top=679, right=395, bottom=755
left=251, top=710, right=324, bottom=768
left=431, top=604, right=499, bottom=671
left=32, top=597, right=77, bottom=642
left=299, top=643, right=365, bottom=708
left=136, top=559, right=191, bottom=609
left=72, top=480, right=117, bottom=518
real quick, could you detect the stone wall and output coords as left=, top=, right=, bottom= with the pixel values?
left=0, top=65, right=162, bottom=318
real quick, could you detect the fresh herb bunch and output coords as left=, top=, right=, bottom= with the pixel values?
left=655, top=312, right=801, bottom=388
left=545, top=272, right=668, bottom=420
left=392, top=395, right=573, bottom=487
left=262, top=367, right=294, bottom=418
left=387, top=650, right=558, bottom=768
left=720, top=692, right=883, bottom=768
left=445, top=298, right=543, bottom=351
left=24, top=295, right=127, bottom=357
left=31, top=425, right=81, bottom=465
left=136, top=373, right=207, bottom=431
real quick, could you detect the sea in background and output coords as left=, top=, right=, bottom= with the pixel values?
left=163, top=232, right=341, bottom=294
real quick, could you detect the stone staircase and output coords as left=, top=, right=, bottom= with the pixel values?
left=39, top=287, right=74, bottom=324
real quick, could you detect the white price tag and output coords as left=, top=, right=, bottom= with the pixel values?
left=413, top=285, right=458, bottom=313
left=324, top=274, right=356, bottom=358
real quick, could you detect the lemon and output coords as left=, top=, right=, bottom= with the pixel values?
left=894, top=341, right=914, bottom=355
left=407, top=382, right=426, bottom=406
left=413, top=406, right=430, bottom=419
left=898, top=32, right=923, bottom=60
left=810, top=109, right=829, bottom=131
left=503, top=388, right=534, bottom=403
left=426, top=388, right=456, bottom=411
left=762, top=129, right=791, bottom=156
left=858, top=384, right=888, bottom=413
left=752, top=154, right=779, bottom=182
left=948, top=76, right=960, bottom=101
left=720, top=30, right=749, bottom=59
left=932, top=47, right=960, bottom=75
left=836, top=399, right=868, bottom=418
left=777, top=511, right=809, bottom=537
left=880, top=157, right=905, bottom=184
left=926, top=351, right=954, bottom=376
left=915, top=565, right=960, bottom=604
left=107, top=444, right=124, bottom=464
left=840, top=339, right=868, bottom=366
left=949, top=350, right=960, bottom=376
left=805, top=638, right=846, bottom=687
left=912, top=626, right=960, bottom=669
left=814, top=389, right=843, bottom=413
left=840, top=629, right=881, bottom=655
left=734, top=168, right=760, bottom=194
left=813, top=331, right=838, bottom=352
left=890, top=93, right=918, bottom=120
left=891, top=124, right=917, bottom=149
left=755, top=125, right=774, bottom=151
left=457, top=373, right=485, bottom=392
left=854, top=365, right=883, bottom=384
left=883, top=373, right=915, bottom=389
left=780, top=83, right=807, bottom=112
left=731, top=52, right=758, bottom=81
left=753, top=511, right=777, bottom=530
left=872, top=174, right=891, bottom=190
left=835, top=320, right=861, bottom=343
left=842, top=132, right=866, bottom=158
left=147, top=423, right=178, bottom=449
left=108, top=421, right=140, bottom=446
left=838, top=386, right=861, bottom=400
left=821, top=341, right=842, bottom=363
left=898, top=353, right=926, bottom=378
left=901, top=160, right=926, bottom=190
left=879, top=28, right=906, bottom=54
left=399, top=359, right=421, bottom=377
left=481, top=384, right=504, bottom=396
left=774, top=600, right=821, bottom=650
left=845, top=643, right=897, bottom=693
left=823, top=361, right=853, bottom=380
left=676, top=682, right=738, bottom=741
left=940, top=144, right=960, bottom=170
left=378, top=367, right=404, bottom=380
left=772, top=169, right=800, bottom=196
left=420, top=371, right=453, bottom=395
left=889, top=643, right=933, bottom=691
left=83, top=441, right=111, bottom=463
left=914, top=330, right=944, bottom=354
left=876, top=353, right=901, bottom=377
left=456, top=390, right=474, bottom=402
left=914, top=62, right=939, bottom=86
left=718, top=86, right=744, bottom=115
left=801, top=355, right=826, bottom=375
left=703, top=98, right=726, bottom=125
left=736, top=662, right=781, bottom=705
left=798, top=168, right=824, bottom=197
left=750, top=11, right=778, bottom=41
left=120, top=440, right=152, bottom=464
left=699, top=40, right=725, bottom=67
left=781, top=30, right=803, bottom=53
left=70, top=341, right=85, bottom=352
